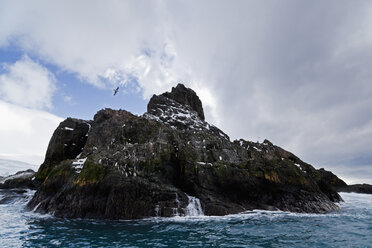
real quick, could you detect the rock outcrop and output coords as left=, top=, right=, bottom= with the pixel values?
left=311, top=169, right=372, bottom=195
left=0, top=169, right=36, bottom=189
left=28, top=84, right=344, bottom=219
left=148, top=83, right=205, bottom=121
left=35, top=118, right=91, bottom=183
left=338, top=184, right=372, bottom=194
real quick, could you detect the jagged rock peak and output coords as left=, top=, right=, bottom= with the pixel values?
left=148, top=84, right=205, bottom=121
left=43, top=118, right=91, bottom=165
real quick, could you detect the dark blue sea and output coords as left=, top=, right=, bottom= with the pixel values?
left=0, top=190, right=371, bottom=248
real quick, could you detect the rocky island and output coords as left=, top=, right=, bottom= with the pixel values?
left=3, top=84, right=362, bottom=219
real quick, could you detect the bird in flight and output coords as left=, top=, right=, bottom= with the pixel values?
left=113, top=87, right=119, bottom=96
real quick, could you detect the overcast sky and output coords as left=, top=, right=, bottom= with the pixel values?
left=0, top=0, right=372, bottom=183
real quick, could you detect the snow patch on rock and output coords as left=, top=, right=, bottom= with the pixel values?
left=72, top=157, right=87, bottom=173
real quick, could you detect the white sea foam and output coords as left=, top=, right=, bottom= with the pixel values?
left=184, top=194, right=204, bottom=216
left=146, top=192, right=372, bottom=223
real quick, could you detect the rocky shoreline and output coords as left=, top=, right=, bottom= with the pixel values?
left=0, top=169, right=37, bottom=189
left=2, top=84, right=371, bottom=219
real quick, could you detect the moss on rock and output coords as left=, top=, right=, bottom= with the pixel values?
left=74, top=161, right=106, bottom=185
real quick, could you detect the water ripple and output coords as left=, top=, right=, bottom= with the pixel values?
left=0, top=192, right=371, bottom=247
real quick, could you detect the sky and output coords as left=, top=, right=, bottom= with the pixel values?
left=0, top=0, right=372, bottom=184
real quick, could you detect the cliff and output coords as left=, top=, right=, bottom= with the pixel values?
left=28, top=84, right=344, bottom=219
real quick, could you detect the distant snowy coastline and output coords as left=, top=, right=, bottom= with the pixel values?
left=0, top=159, right=36, bottom=177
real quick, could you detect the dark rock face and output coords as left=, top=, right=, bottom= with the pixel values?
left=28, top=84, right=344, bottom=219
left=44, top=118, right=91, bottom=164
left=311, top=169, right=372, bottom=196
left=35, top=118, right=91, bottom=182
left=315, top=168, right=347, bottom=202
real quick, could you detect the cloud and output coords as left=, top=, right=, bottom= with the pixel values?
left=1, top=1, right=372, bottom=182
left=0, top=100, right=63, bottom=165
left=0, top=52, right=59, bottom=167
left=0, top=55, right=56, bottom=109
left=63, top=95, right=72, bottom=103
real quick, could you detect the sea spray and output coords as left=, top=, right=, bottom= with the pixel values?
left=185, top=194, right=204, bottom=216
left=172, top=193, right=181, bottom=216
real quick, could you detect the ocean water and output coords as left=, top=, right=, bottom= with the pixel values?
left=0, top=190, right=371, bottom=248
